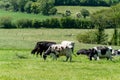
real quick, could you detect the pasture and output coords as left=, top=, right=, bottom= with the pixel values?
left=0, top=9, right=51, bottom=21
left=0, top=29, right=120, bottom=80
left=56, top=6, right=110, bottom=17
left=0, top=6, right=110, bottom=22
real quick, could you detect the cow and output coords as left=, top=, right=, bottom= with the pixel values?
left=61, top=41, right=75, bottom=52
left=89, top=46, right=113, bottom=61
left=31, top=41, right=56, bottom=57
left=112, top=49, right=120, bottom=56
left=43, top=44, right=73, bottom=62
left=76, top=49, right=91, bottom=56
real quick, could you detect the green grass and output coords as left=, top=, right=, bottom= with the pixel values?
left=0, top=9, right=52, bottom=21
left=0, top=29, right=120, bottom=80
left=56, top=6, right=110, bottom=17
left=0, top=6, right=110, bottom=22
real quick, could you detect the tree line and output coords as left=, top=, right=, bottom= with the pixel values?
left=55, top=0, right=119, bottom=6
left=0, top=0, right=120, bottom=15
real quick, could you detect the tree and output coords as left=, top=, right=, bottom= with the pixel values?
left=31, top=2, right=41, bottom=14
left=24, top=1, right=33, bottom=13
left=9, top=0, right=19, bottom=11
left=91, top=14, right=108, bottom=44
left=80, top=8, right=90, bottom=18
left=48, top=7, right=57, bottom=15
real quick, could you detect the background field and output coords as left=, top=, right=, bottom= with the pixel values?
left=0, top=29, right=120, bottom=80
left=0, top=6, right=110, bottom=22
left=56, top=6, right=110, bottom=17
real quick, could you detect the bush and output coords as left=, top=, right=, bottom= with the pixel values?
left=42, top=18, right=61, bottom=28
left=60, top=17, right=76, bottom=28
left=76, top=30, right=98, bottom=44
left=16, top=18, right=32, bottom=28
left=32, top=19, right=42, bottom=28
left=0, top=16, right=14, bottom=28
left=49, top=7, right=57, bottom=15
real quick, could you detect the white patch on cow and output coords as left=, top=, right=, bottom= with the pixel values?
left=108, top=46, right=112, bottom=50
left=93, top=47, right=98, bottom=51
left=118, top=49, right=120, bottom=52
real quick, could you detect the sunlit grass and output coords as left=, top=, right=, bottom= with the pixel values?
left=0, top=29, right=120, bottom=80
left=56, top=6, right=110, bottom=17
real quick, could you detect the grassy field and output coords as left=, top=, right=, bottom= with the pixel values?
left=0, top=29, right=120, bottom=80
left=0, top=9, right=52, bottom=22
left=56, top=6, right=110, bottom=17
left=0, top=6, right=110, bottom=22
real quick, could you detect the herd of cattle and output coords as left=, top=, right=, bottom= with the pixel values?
left=31, top=41, right=120, bottom=62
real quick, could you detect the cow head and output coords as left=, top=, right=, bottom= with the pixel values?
left=43, top=47, right=52, bottom=60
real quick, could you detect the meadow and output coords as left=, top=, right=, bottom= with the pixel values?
left=0, top=6, right=110, bottom=22
left=56, top=6, right=110, bottom=17
left=0, top=29, right=120, bottom=80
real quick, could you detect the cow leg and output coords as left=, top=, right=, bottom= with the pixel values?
left=106, top=57, right=109, bottom=60
left=65, top=56, right=69, bottom=62
left=39, top=50, right=43, bottom=57
left=51, top=53, right=57, bottom=61
left=69, top=55, right=72, bottom=62
left=94, top=54, right=98, bottom=60
left=107, top=56, right=112, bottom=61
left=36, top=51, right=39, bottom=57
left=89, top=53, right=93, bottom=61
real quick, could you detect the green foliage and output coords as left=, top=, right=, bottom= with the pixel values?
left=30, top=2, right=41, bottom=14
left=48, top=7, right=57, bottom=15
left=54, top=0, right=119, bottom=6
left=16, top=18, right=32, bottom=28
left=80, top=9, right=90, bottom=18
left=91, top=3, right=120, bottom=45
left=76, top=30, right=98, bottom=44
left=0, top=16, right=14, bottom=28
left=32, top=19, right=42, bottom=28
left=24, top=1, right=33, bottom=13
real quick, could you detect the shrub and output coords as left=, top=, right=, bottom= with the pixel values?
left=64, top=10, right=71, bottom=17
left=80, top=8, right=90, bottom=18
left=16, top=18, right=32, bottom=28
left=60, top=17, right=76, bottom=28
left=49, top=7, right=57, bottom=15
left=76, top=30, right=98, bottom=44
left=42, top=18, right=61, bottom=28
left=32, top=19, right=42, bottom=28
left=0, top=16, right=14, bottom=28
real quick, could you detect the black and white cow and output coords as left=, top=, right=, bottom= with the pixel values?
left=76, top=49, right=91, bottom=56
left=89, top=46, right=113, bottom=60
left=61, top=41, right=75, bottom=52
left=43, top=44, right=73, bottom=62
left=112, top=49, right=120, bottom=56
left=31, top=41, right=56, bottom=57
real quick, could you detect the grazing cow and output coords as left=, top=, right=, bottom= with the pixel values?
left=31, top=41, right=56, bottom=57
left=43, top=44, right=73, bottom=62
left=61, top=41, right=75, bottom=52
left=89, top=46, right=113, bottom=61
left=112, top=49, right=120, bottom=56
left=76, top=49, right=91, bottom=56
